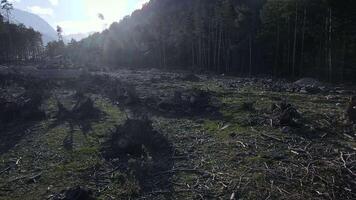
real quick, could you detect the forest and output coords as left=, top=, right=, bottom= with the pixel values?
left=45, top=0, right=356, bottom=82
left=1, top=0, right=355, bottom=82
left=0, top=0, right=356, bottom=200
left=0, top=2, right=43, bottom=63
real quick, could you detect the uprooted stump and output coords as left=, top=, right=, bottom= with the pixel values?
left=0, top=91, right=46, bottom=153
left=0, top=81, right=48, bottom=154
left=346, top=96, right=356, bottom=124
left=73, top=74, right=140, bottom=106
left=50, top=186, right=95, bottom=200
left=271, top=101, right=301, bottom=127
left=0, top=89, right=46, bottom=126
left=83, top=75, right=136, bottom=105
left=181, top=73, right=201, bottom=82
left=102, top=119, right=173, bottom=193
left=154, top=89, right=220, bottom=118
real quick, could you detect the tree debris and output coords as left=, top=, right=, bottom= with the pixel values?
left=271, top=101, right=301, bottom=127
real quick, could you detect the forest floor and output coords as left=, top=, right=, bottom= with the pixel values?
left=0, top=66, right=355, bottom=200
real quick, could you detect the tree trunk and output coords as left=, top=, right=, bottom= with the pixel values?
left=213, top=21, right=218, bottom=70
left=191, top=38, right=195, bottom=69
left=225, top=39, right=230, bottom=73
left=163, top=40, right=166, bottom=68
left=328, top=8, right=332, bottom=82
left=341, top=35, right=346, bottom=81
left=217, top=25, right=222, bottom=73
left=287, top=16, right=291, bottom=75
left=324, top=16, right=328, bottom=79
left=292, top=2, right=298, bottom=78
left=249, top=34, right=252, bottom=77
left=300, top=7, right=306, bottom=75
left=274, top=21, right=280, bottom=76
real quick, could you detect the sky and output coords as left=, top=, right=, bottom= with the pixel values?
left=9, top=0, right=149, bottom=35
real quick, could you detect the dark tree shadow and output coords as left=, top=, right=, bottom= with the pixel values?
left=101, top=119, right=174, bottom=197
left=49, top=96, right=103, bottom=150
left=0, top=88, right=46, bottom=155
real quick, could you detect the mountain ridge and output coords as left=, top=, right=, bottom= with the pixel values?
left=1, top=8, right=57, bottom=44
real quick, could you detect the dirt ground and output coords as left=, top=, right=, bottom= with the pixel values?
left=0, top=66, right=355, bottom=200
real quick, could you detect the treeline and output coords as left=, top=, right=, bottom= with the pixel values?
left=0, top=13, right=43, bottom=63
left=260, top=0, right=356, bottom=81
left=51, top=0, right=356, bottom=82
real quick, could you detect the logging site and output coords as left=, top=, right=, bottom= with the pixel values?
left=0, top=0, right=355, bottom=199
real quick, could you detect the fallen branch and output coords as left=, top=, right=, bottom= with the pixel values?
left=261, top=133, right=283, bottom=142
left=0, top=166, right=11, bottom=175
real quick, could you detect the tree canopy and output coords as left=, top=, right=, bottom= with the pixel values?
left=0, top=8, right=43, bottom=63
left=55, top=0, right=355, bottom=82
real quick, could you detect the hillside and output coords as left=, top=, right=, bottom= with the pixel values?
left=5, top=9, right=57, bottom=44
left=63, top=32, right=94, bottom=44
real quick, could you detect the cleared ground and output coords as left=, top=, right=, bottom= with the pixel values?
left=0, top=67, right=355, bottom=200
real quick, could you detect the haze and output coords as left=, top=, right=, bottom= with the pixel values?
left=10, top=0, right=149, bottom=35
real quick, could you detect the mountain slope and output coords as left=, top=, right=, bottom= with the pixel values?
left=63, top=32, right=94, bottom=43
left=2, top=8, right=57, bottom=44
